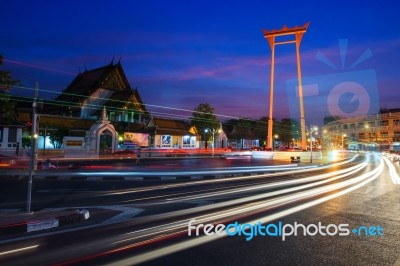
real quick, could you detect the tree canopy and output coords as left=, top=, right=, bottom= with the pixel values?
left=49, top=128, right=69, bottom=149
left=0, top=54, right=19, bottom=92
left=191, top=103, right=220, bottom=141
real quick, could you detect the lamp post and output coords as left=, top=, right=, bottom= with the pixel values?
left=27, top=82, right=39, bottom=213
left=364, top=124, right=371, bottom=150
left=274, top=134, right=279, bottom=150
left=306, top=125, right=318, bottom=163
left=204, top=129, right=209, bottom=150
left=205, top=128, right=221, bottom=158
left=342, top=133, right=347, bottom=150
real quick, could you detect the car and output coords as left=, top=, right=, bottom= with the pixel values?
left=166, top=149, right=189, bottom=157
left=250, top=147, right=263, bottom=151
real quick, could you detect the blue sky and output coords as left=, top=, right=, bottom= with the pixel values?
left=1, top=0, right=399, bottom=125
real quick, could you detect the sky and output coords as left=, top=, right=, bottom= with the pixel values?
left=1, top=0, right=399, bottom=125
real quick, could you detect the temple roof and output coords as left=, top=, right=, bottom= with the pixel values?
left=146, top=117, right=195, bottom=136
left=55, top=62, right=130, bottom=105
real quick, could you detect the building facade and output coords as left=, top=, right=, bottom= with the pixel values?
left=146, top=117, right=198, bottom=149
left=322, top=108, right=400, bottom=150
left=0, top=118, right=24, bottom=156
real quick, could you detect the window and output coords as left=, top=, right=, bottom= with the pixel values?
left=8, top=128, right=17, bottom=142
left=0, top=127, right=3, bottom=142
left=394, top=119, right=400, bottom=126
left=182, top=136, right=191, bottom=148
left=350, top=124, right=355, bottom=129
left=358, top=133, right=365, bottom=139
left=380, top=132, right=388, bottom=139
left=369, top=132, right=376, bottom=139
left=357, top=123, right=364, bottom=128
left=343, top=124, right=348, bottom=129
left=394, top=131, right=400, bottom=138
left=368, top=121, right=376, bottom=127
left=161, top=135, right=171, bottom=148
left=378, top=120, right=389, bottom=126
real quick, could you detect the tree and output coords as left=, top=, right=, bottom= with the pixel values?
left=191, top=103, right=220, bottom=149
left=253, top=117, right=268, bottom=146
left=22, top=136, right=31, bottom=149
left=0, top=94, right=18, bottom=121
left=49, top=128, right=69, bottom=149
left=273, top=118, right=301, bottom=147
left=233, top=118, right=255, bottom=149
left=0, top=54, right=19, bottom=92
left=0, top=55, right=19, bottom=121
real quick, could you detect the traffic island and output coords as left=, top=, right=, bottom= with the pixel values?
left=0, top=209, right=90, bottom=239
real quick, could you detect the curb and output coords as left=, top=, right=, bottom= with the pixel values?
left=0, top=209, right=90, bottom=238
left=31, top=173, right=265, bottom=181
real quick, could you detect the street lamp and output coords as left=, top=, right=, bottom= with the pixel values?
left=205, top=128, right=222, bottom=158
left=306, top=125, right=318, bottom=163
left=342, top=133, right=347, bottom=150
left=274, top=134, right=279, bottom=150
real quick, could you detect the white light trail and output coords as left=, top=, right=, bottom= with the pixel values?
left=105, top=155, right=383, bottom=266
left=0, top=245, right=39, bottom=256
left=382, top=155, right=400, bottom=185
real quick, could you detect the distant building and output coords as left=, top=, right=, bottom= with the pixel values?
left=145, top=117, right=198, bottom=149
left=223, top=124, right=259, bottom=149
left=322, top=108, right=400, bottom=150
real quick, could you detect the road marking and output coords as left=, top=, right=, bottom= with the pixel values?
left=99, top=206, right=143, bottom=224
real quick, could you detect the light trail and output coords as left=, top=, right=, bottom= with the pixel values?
left=106, top=155, right=383, bottom=266
left=120, top=156, right=367, bottom=204
left=110, top=156, right=369, bottom=245
left=382, top=155, right=400, bottom=184
left=75, top=155, right=357, bottom=177
left=0, top=244, right=39, bottom=256
left=93, top=155, right=359, bottom=198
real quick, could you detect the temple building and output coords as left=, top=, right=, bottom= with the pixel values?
left=46, top=61, right=149, bottom=124
left=15, top=62, right=150, bottom=154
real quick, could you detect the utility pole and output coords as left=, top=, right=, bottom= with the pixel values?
left=27, top=82, right=39, bottom=213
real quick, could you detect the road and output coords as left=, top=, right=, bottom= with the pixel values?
left=0, top=153, right=399, bottom=265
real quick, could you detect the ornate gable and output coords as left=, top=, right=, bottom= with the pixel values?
left=125, top=93, right=146, bottom=112
left=100, top=65, right=130, bottom=91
